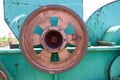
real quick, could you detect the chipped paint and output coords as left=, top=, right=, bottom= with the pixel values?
left=86, top=1, right=120, bottom=46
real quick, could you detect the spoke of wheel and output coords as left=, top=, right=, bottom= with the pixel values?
left=58, top=49, right=71, bottom=62
left=39, top=17, right=51, bottom=30
left=56, top=11, right=71, bottom=29
left=67, top=35, right=76, bottom=45
left=32, top=34, right=41, bottom=45
left=58, top=18, right=68, bottom=29
left=38, top=50, right=51, bottom=62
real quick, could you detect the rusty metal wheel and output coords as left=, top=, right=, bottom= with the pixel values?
left=0, top=71, right=7, bottom=80
left=20, top=5, right=88, bottom=74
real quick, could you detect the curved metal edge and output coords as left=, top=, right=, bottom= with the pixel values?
left=0, top=61, right=13, bottom=80
left=19, top=5, right=88, bottom=74
left=101, top=26, right=120, bottom=45
left=86, top=1, right=120, bottom=46
left=105, top=54, right=120, bottom=80
left=0, top=71, right=7, bottom=80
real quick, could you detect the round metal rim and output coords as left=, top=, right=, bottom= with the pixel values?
left=20, top=5, right=88, bottom=74
left=0, top=71, right=7, bottom=80
left=41, top=27, right=67, bottom=52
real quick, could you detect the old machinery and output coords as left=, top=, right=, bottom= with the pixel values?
left=2, top=0, right=120, bottom=80
left=20, top=5, right=88, bottom=74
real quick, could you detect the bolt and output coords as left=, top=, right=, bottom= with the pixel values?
left=64, top=39, right=66, bottom=41
left=57, top=48, right=61, bottom=50
left=58, top=29, right=62, bottom=31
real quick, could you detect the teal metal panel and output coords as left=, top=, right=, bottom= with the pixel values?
left=3, top=0, right=120, bottom=80
left=4, top=0, right=83, bottom=39
left=58, top=47, right=120, bottom=80
left=0, top=52, right=53, bottom=80
left=86, top=1, right=120, bottom=46
left=0, top=46, right=120, bottom=80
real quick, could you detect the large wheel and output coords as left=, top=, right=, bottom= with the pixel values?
left=20, top=5, right=88, bottom=74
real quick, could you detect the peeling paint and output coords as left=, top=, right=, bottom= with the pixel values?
left=86, top=1, right=120, bottom=46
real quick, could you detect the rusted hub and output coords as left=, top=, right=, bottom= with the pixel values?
left=41, top=27, right=67, bottom=52
left=44, top=30, right=63, bottom=49
left=0, top=71, right=7, bottom=80
left=20, top=5, right=88, bottom=74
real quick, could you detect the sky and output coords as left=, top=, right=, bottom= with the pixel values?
left=0, top=0, right=13, bottom=37
left=83, top=0, right=115, bottom=21
left=0, top=0, right=115, bottom=37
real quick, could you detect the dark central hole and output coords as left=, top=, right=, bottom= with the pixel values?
left=44, top=30, right=63, bottom=49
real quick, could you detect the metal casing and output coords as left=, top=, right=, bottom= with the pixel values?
left=4, top=0, right=83, bottom=39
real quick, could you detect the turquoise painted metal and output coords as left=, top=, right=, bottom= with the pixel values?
left=101, top=26, right=120, bottom=45
left=110, top=55, right=120, bottom=80
left=2, top=0, right=120, bottom=80
left=86, top=1, right=120, bottom=46
left=0, top=47, right=120, bottom=80
left=4, top=0, right=83, bottom=39
left=86, top=1, right=120, bottom=79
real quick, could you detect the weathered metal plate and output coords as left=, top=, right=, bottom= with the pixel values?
left=4, top=0, right=83, bottom=39
left=20, top=5, right=88, bottom=74
left=0, top=47, right=120, bottom=80
left=86, top=1, right=120, bottom=46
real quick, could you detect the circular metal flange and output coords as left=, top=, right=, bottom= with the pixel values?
left=20, top=5, right=88, bottom=74
left=0, top=71, right=7, bottom=80
left=41, top=27, right=67, bottom=52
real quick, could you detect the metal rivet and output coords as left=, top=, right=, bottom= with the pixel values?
left=58, top=29, right=62, bottom=31
left=64, top=39, right=66, bottom=41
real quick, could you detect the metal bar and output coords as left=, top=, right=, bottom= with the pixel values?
left=0, top=46, right=120, bottom=54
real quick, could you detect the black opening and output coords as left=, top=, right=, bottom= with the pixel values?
left=44, top=30, right=63, bottom=49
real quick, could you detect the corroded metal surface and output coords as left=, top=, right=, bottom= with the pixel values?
left=20, top=5, right=88, bottom=74
left=41, top=27, right=67, bottom=52
left=0, top=71, right=7, bottom=80
left=86, top=1, right=120, bottom=46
